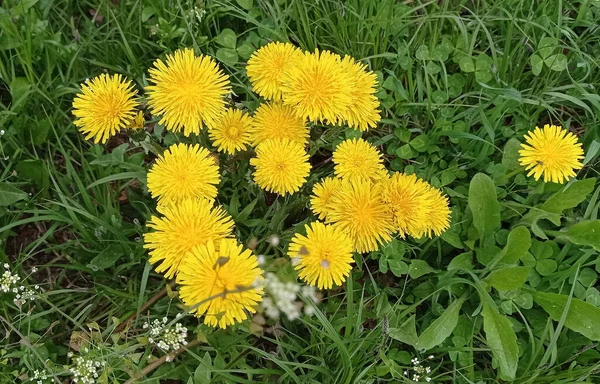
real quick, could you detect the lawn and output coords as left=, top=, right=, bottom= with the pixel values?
left=1, top=0, right=600, bottom=383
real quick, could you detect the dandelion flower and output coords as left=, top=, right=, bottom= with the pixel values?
left=310, top=177, right=342, bottom=220
left=177, top=239, right=263, bottom=328
left=144, top=199, right=234, bottom=278
left=250, top=102, right=309, bottom=146
left=333, top=138, right=387, bottom=182
left=146, top=48, right=230, bottom=136
left=250, top=138, right=311, bottom=195
left=339, top=56, right=380, bottom=131
left=327, top=179, right=394, bottom=253
left=208, top=108, right=253, bottom=154
left=519, top=124, right=584, bottom=183
left=147, top=143, right=220, bottom=204
left=127, top=110, right=145, bottom=130
left=281, top=49, right=353, bottom=124
left=381, top=173, right=431, bottom=238
left=72, top=73, right=138, bottom=143
left=246, top=42, right=301, bottom=100
left=420, top=185, right=451, bottom=238
left=288, top=221, right=354, bottom=289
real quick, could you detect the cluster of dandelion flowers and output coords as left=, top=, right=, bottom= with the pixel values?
left=333, top=138, right=387, bottom=182
left=339, top=56, right=380, bottom=131
left=281, top=49, right=354, bottom=124
left=147, top=143, right=220, bottom=204
left=247, top=42, right=301, bottom=100
left=250, top=102, right=309, bottom=146
left=144, top=198, right=234, bottom=278
left=146, top=48, right=231, bottom=136
left=288, top=222, right=354, bottom=289
left=72, top=73, right=138, bottom=144
left=208, top=108, right=253, bottom=154
left=250, top=139, right=311, bottom=195
left=518, top=124, right=584, bottom=184
left=310, top=177, right=342, bottom=220
left=177, top=239, right=263, bottom=328
left=327, top=179, right=394, bottom=253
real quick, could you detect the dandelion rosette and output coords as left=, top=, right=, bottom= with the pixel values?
left=333, top=138, right=387, bottom=182
left=208, top=108, right=253, bottom=154
left=310, top=177, right=342, bottom=220
left=177, top=239, right=263, bottom=328
left=250, top=101, right=309, bottom=146
left=288, top=222, right=354, bottom=289
left=72, top=73, right=138, bottom=143
left=147, top=143, right=220, bottom=204
left=518, top=124, right=584, bottom=184
left=250, top=138, right=311, bottom=195
left=246, top=41, right=302, bottom=100
left=146, top=48, right=231, bottom=136
left=144, top=198, right=234, bottom=278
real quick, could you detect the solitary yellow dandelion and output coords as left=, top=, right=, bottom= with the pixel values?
left=281, top=49, right=354, bottom=124
left=127, top=111, right=145, bottom=130
left=147, top=143, right=220, bottom=204
left=250, top=102, right=309, bottom=146
left=381, top=173, right=430, bottom=238
left=208, top=108, right=253, bottom=154
left=310, top=177, right=342, bottom=220
left=333, top=138, right=387, bottom=182
left=146, top=48, right=230, bottom=136
left=339, top=56, right=380, bottom=131
left=177, top=239, right=263, bottom=328
left=250, top=138, right=311, bottom=195
left=327, top=179, right=394, bottom=253
left=72, top=73, right=138, bottom=143
left=288, top=222, right=354, bottom=289
left=519, top=124, right=584, bottom=184
left=420, top=185, right=451, bottom=238
left=144, top=198, right=234, bottom=278
left=247, top=42, right=301, bottom=100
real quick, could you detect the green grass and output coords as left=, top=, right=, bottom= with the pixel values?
left=1, top=0, right=600, bottom=383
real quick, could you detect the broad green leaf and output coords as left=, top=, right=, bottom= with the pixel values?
left=409, top=134, right=429, bottom=152
left=415, top=45, right=430, bottom=60
left=459, top=56, right=475, bottom=72
left=542, top=178, right=596, bottom=214
left=389, top=315, right=418, bottom=348
left=538, top=36, right=558, bottom=59
left=194, top=352, right=212, bottom=384
left=9, top=77, right=31, bottom=109
left=475, top=54, right=493, bottom=83
left=388, top=259, right=408, bottom=277
left=494, top=226, right=531, bottom=266
left=215, top=28, right=237, bottom=48
left=482, top=303, right=519, bottom=380
left=416, top=297, right=465, bottom=350
left=216, top=48, right=239, bottom=66
left=448, top=252, right=473, bottom=271
left=88, top=244, right=124, bottom=270
left=535, top=259, right=557, bottom=276
left=468, top=173, right=500, bottom=239
left=530, top=54, right=543, bottom=76
left=563, top=220, right=600, bottom=251
left=486, top=267, right=530, bottom=291
left=236, top=0, right=253, bottom=10
left=545, top=53, right=568, bottom=72
left=531, top=291, right=600, bottom=341
left=409, top=260, right=434, bottom=279
left=395, top=144, right=414, bottom=159
left=0, top=182, right=28, bottom=206
left=501, top=138, right=523, bottom=171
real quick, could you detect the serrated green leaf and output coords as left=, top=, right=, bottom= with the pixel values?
left=542, top=178, right=596, bottom=214
left=468, top=173, right=501, bottom=239
left=531, top=291, right=600, bottom=341
left=481, top=302, right=519, bottom=380
left=486, top=266, right=530, bottom=291
left=416, top=297, right=465, bottom=350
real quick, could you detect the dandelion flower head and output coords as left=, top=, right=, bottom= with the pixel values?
left=333, top=138, right=387, bottom=182
left=339, top=56, right=380, bottom=131
left=420, top=185, right=451, bottom=238
left=177, top=239, right=263, bottom=328
left=72, top=73, right=138, bottom=143
left=250, top=102, right=309, bottom=146
left=381, top=172, right=431, bottom=238
left=310, top=177, right=342, bottom=220
left=209, top=108, right=253, bottom=154
left=246, top=42, right=301, bottom=100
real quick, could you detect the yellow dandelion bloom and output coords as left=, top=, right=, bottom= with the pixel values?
left=327, top=179, right=394, bottom=253
left=333, top=138, right=387, bottom=182
left=310, top=177, right=342, bottom=220
left=381, top=173, right=431, bottom=238
left=146, top=48, right=230, bottom=136
left=247, top=42, right=301, bottom=100
left=250, top=138, right=311, bottom=195
left=250, top=102, right=309, bottom=146
left=420, top=185, right=451, bottom=238
left=281, top=49, right=354, bottom=124
left=144, top=198, right=234, bottom=278
left=177, top=239, right=263, bottom=328
left=147, top=143, right=220, bottom=204
left=72, top=73, right=138, bottom=143
left=339, top=56, right=380, bottom=131
left=127, top=110, right=145, bottom=130
left=288, top=221, right=354, bottom=289
left=208, top=108, right=253, bottom=154
left=518, top=124, right=584, bottom=184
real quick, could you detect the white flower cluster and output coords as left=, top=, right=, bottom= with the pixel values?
left=404, top=355, right=434, bottom=383
left=14, top=285, right=40, bottom=306
left=143, top=317, right=188, bottom=351
left=70, top=356, right=105, bottom=384
left=1, top=263, right=20, bottom=292
left=261, top=273, right=319, bottom=321
left=30, top=369, right=49, bottom=384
